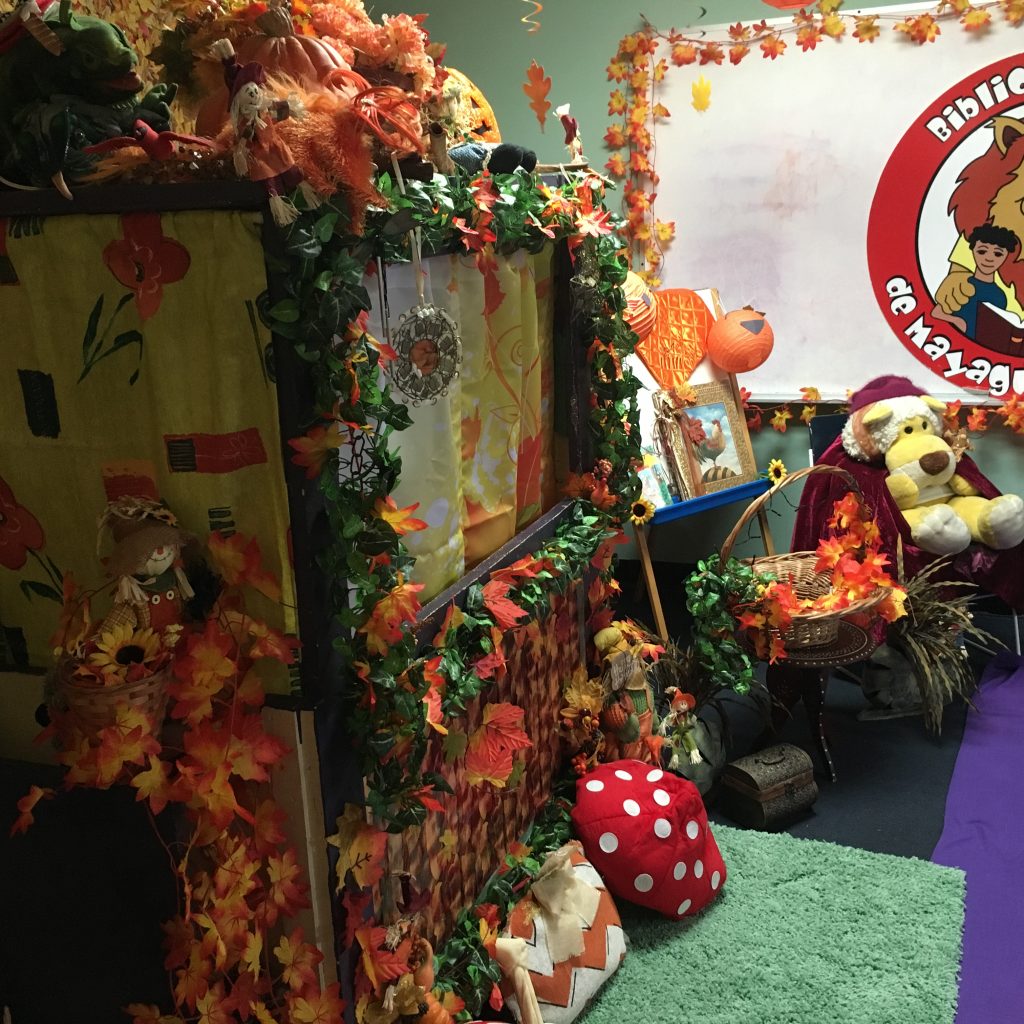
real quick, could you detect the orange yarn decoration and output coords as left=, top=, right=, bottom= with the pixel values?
left=634, top=289, right=713, bottom=388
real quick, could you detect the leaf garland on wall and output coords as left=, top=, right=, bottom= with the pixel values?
left=605, top=0, right=1024, bottom=283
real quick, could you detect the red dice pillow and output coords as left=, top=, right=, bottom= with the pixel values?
left=572, top=759, right=726, bottom=919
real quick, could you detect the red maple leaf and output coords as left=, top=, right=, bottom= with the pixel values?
left=481, top=579, right=529, bottom=630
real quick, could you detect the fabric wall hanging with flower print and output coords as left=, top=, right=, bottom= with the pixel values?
left=368, top=247, right=558, bottom=602
left=0, top=210, right=297, bottom=692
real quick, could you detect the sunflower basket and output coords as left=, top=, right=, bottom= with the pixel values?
left=51, top=623, right=177, bottom=736
left=721, top=465, right=891, bottom=651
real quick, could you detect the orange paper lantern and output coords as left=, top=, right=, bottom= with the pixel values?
left=444, top=67, right=502, bottom=143
left=706, top=307, right=774, bottom=374
left=622, top=272, right=658, bottom=340
left=634, top=289, right=714, bottom=387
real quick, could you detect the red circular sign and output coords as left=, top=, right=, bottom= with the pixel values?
left=868, top=53, right=1024, bottom=398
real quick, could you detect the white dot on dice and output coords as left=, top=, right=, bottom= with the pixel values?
left=615, top=769, right=633, bottom=781
left=694, top=859, right=704, bottom=879
left=599, top=832, right=619, bottom=853
left=653, top=789, right=670, bottom=807
left=634, top=873, right=654, bottom=893
left=623, top=799, right=640, bottom=817
left=686, top=820, right=700, bottom=840
left=673, top=861, right=687, bottom=880
left=654, top=818, right=671, bottom=839
left=586, top=779, right=604, bottom=793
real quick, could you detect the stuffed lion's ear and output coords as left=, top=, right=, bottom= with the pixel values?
left=861, top=402, right=893, bottom=427
left=921, top=395, right=947, bottom=414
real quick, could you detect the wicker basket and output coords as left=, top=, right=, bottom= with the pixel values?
left=720, top=465, right=887, bottom=650
left=53, top=660, right=170, bottom=736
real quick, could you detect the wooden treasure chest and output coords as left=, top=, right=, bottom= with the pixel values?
left=719, top=743, right=818, bottom=830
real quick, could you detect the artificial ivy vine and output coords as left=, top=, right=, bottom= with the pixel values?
left=268, top=169, right=644, bottom=836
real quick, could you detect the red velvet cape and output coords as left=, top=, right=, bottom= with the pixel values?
left=792, top=439, right=1024, bottom=611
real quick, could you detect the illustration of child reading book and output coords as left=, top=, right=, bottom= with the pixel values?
left=932, top=224, right=1021, bottom=347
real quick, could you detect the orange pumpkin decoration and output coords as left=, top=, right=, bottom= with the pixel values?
left=444, top=67, right=501, bottom=143
left=706, top=307, right=774, bottom=374
left=195, top=2, right=350, bottom=136
left=415, top=991, right=454, bottom=1024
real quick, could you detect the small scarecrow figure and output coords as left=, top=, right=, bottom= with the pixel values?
left=97, top=497, right=194, bottom=634
left=210, top=38, right=321, bottom=226
left=659, top=687, right=704, bottom=768
left=595, top=625, right=659, bottom=764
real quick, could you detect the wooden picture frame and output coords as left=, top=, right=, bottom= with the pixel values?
left=654, top=376, right=758, bottom=499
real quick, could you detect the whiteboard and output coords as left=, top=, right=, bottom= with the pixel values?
left=652, top=3, right=1023, bottom=402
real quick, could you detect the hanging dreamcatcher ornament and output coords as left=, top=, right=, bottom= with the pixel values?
left=387, top=302, right=462, bottom=404
left=381, top=155, right=463, bottom=404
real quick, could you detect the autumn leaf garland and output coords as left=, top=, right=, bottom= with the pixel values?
left=607, top=0, right=1024, bottom=281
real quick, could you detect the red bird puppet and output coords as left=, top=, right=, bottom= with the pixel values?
left=84, top=120, right=213, bottom=162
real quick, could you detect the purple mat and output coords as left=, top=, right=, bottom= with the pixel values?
left=932, top=653, right=1024, bottom=1024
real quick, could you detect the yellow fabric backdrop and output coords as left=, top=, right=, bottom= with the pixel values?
left=0, top=210, right=296, bottom=686
left=371, top=247, right=557, bottom=600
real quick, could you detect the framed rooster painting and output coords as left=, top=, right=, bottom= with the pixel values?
left=654, top=378, right=757, bottom=498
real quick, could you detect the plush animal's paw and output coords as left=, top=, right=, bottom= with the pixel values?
left=979, top=494, right=1024, bottom=549
left=912, top=503, right=972, bottom=555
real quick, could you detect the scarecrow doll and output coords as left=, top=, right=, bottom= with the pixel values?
left=97, top=497, right=194, bottom=633
left=595, top=625, right=659, bottom=764
left=210, top=38, right=321, bottom=226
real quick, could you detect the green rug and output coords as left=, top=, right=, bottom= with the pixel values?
left=581, top=825, right=964, bottom=1024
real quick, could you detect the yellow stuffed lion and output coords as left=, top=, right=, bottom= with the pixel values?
left=853, top=399, right=1024, bottom=556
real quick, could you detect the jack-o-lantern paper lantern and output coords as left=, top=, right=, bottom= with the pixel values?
left=706, top=306, right=774, bottom=374
left=444, top=67, right=501, bottom=143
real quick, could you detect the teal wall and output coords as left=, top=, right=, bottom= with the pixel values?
left=380, top=0, right=904, bottom=162
left=377, top=0, right=1024, bottom=562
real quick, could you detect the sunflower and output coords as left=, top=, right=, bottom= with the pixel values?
left=629, top=497, right=656, bottom=525
left=88, top=623, right=163, bottom=683
left=767, top=458, right=787, bottom=484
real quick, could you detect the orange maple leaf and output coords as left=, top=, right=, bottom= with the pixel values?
left=174, top=946, right=211, bottom=1012
left=10, top=784, right=54, bottom=836
left=356, top=927, right=411, bottom=995
left=761, top=34, right=788, bottom=59
left=771, top=407, right=793, bottom=432
left=967, top=407, right=989, bottom=432
left=894, top=13, right=940, bottom=43
left=208, top=532, right=282, bottom=602
left=288, top=982, right=345, bottom=1024
left=264, top=847, right=310, bottom=927
left=605, top=152, right=627, bottom=178
left=523, top=60, right=551, bottom=129
left=253, top=798, right=288, bottom=854
left=196, top=983, right=232, bottom=1024
left=699, top=42, right=724, bottom=64
left=796, top=25, right=821, bottom=51
left=422, top=655, right=447, bottom=735
left=481, top=579, right=529, bottom=630
left=274, top=927, right=324, bottom=992
left=433, top=602, right=465, bottom=648
left=814, top=535, right=847, bottom=572
left=729, top=43, right=750, bottom=65
left=170, top=621, right=237, bottom=724
left=801, top=404, right=817, bottom=426
left=728, top=20, right=752, bottom=40
left=131, top=755, right=179, bottom=815
left=465, top=702, right=532, bottom=787
left=125, top=1005, right=183, bottom=1024
left=357, top=573, right=424, bottom=656
left=228, top=714, right=290, bottom=781
left=854, top=14, right=880, bottom=41
left=671, top=42, right=697, bottom=65
left=327, top=804, right=387, bottom=890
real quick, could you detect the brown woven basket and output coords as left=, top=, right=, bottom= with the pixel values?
left=720, top=465, right=887, bottom=650
left=54, top=660, right=170, bottom=736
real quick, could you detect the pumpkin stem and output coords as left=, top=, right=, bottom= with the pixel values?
left=256, top=4, right=295, bottom=37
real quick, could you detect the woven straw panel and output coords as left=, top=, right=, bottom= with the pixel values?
left=389, top=586, right=583, bottom=945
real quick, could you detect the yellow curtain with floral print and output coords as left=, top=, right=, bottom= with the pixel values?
left=368, top=247, right=557, bottom=601
left=0, top=210, right=296, bottom=747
